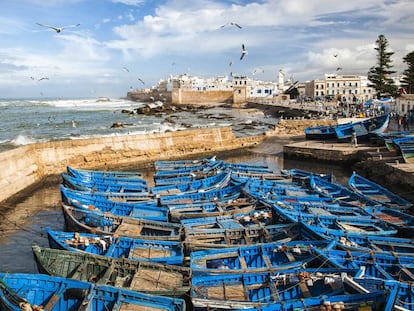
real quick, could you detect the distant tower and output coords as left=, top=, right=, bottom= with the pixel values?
left=232, top=75, right=248, bottom=107
left=278, top=69, right=285, bottom=93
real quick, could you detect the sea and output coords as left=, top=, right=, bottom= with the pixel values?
left=0, top=97, right=352, bottom=284
left=0, top=97, right=276, bottom=152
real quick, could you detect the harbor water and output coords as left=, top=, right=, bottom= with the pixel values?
left=0, top=97, right=352, bottom=284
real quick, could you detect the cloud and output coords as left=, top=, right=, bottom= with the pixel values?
left=112, top=0, right=146, bottom=6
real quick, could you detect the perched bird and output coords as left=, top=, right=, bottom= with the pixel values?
left=138, top=78, right=145, bottom=84
left=221, top=22, right=242, bottom=29
left=36, top=22, right=80, bottom=33
left=240, top=44, right=248, bottom=60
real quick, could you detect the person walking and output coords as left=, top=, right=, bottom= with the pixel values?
left=402, top=114, right=409, bottom=131
left=351, top=129, right=358, bottom=148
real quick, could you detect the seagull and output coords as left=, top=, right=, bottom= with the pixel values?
left=38, top=77, right=49, bottom=81
left=229, top=61, right=232, bottom=67
left=122, top=67, right=130, bottom=72
left=333, top=53, right=338, bottom=58
left=336, top=67, right=343, bottom=71
left=240, top=44, right=248, bottom=60
left=221, top=22, right=242, bottom=29
left=36, top=22, right=80, bottom=33
left=138, top=78, right=145, bottom=84
left=30, top=76, right=35, bottom=80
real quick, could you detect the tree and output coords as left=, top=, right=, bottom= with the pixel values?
left=367, top=34, right=398, bottom=98
left=401, top=51, right=414, bottom=94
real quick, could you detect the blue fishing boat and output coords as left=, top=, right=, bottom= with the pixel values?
left=304, top=124, right=337, bottom=140
left=190, top=268, right=386, bottom=310
left=230, top=171, right=285, bottom=184
left=348, top=172, right=412, bottom=209
left=190, top=240, right=331, bottom=275
left=32, top=245, right=191, bottom=296
left=151, top=171, right=231, bottom=196
left=168, top=197, right=257, bottom=222
left=309, top=175, right=379, bottom=207
left=62, top=173, right=149, bottom=193
left=0, top=273, right=186, bottom=311
left=334, top=113, right=390, bottom=141
left=183, top=217, right=298, bottom=251
left=67, top=166, right=144, bottom=181
left=281, top=168, right=334, bottom=184
left=223, top=162, right=273, bottom=174
left=300, top=222, right=414, bottom=256
left=154, top=156, right=216, bottom=171
left=154, top=159, right=224, bottom=180
left=159, top=184, right=242, bottom=206
left=355, top=278, right=414, bottom=310
left=61, top=185, right=168, bottom=222
left=46, top=228, right=184, bottom=265
left=392, top=135, right=414, bottom=163
left=61, top=203, right=183, bottom=241
left=313, top=247, right=414, bottom=282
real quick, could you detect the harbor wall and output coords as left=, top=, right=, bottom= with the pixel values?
left=0, top=127, right=264, bottom=203
left=171, top=89, right=233, bottom=104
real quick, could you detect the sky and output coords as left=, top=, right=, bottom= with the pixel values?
left=1, top=0, right=414, bottom=99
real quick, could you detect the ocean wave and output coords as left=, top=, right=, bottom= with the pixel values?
left=10, top=134, right=42, bottom=146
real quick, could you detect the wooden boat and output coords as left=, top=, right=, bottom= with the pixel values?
left=46, top=228, right=184, bottom=265
left=355, top=278, right=414, bottom=310
left=304, top=124, right=337, bottom=140
left=159, top=184, right=242, bottom=206
left=300, top=222, right=414, bottom=256
left=168, top=197, right=257, bottom=222
left=67, top=166, right=144, bottom=181
left=183, top=221, right=307, bottom=252
left=154, top=159, right=224, bottom=180
left=309, top=175, right=379, bottom=207
left=61, top=185, right=168, bottom=222
left=334, top=113, right=390, bottom=141
left=62, top=173, right=149, bottom=194
left=312, top=247, right=414, bottom=282
left=0, top=273, right=186, bottom=311
left=280, top=168, right=334, bottom=184
left=190, top=268, right=385, bottom=310
left=190, top=240, right=331, bottom=275
left=154, top=170, right=223, bottom=186
left=32, top=245, right=191, bottom=297
left=392, top=135, right=414, bottom=163
left=61, top=203, right=183, bottom=241
left=364, top=205, right=414, bottom=237
left=230, top=171, right=286, bottom=184
left=154, top=156, right=216, bottom=171
left=217, top=291, right=386, bottom=311
left=223, top=162, right=273, bottom=174
left=270, top=199, right=374, bottom=224
left=348, top=172, right=412, bottom=209
left=151, top=171, right=231, bottom=196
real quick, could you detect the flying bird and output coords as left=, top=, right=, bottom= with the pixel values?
left=138, top=78, right=145, bottom=84
left=36, top=22, right=80, bottom=33
left=221, top=22, right=242, bottom=29
left=122, top=67, right=130, bottom=72
left=229, top=61, right=232, bottom=67
left=38, top=77, right=49, bottom=81
left=333, top=53, right=338, bottom=58
left=336, top=67, right=343, bottom=71
left=240, top=44, right=248, bottom=60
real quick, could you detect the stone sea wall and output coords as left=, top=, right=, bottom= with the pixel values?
left=171, top=89, right=233, bottom=104
left=0, top=127, right=264, bottom=203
